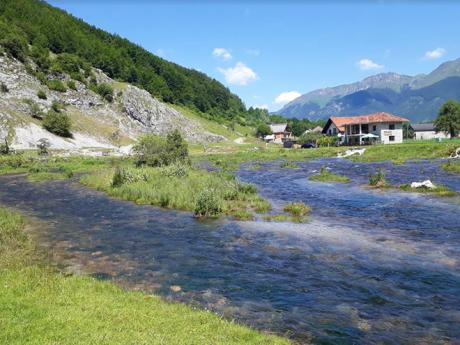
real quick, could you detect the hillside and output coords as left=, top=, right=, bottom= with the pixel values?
left=0, top=54, right=225, bottom=150
left=277, top=58, right=460, bottom=123
left=0, top=0, right=246, bottom=122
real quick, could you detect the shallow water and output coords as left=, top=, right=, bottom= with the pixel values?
left=0, top=158, right=459, bottom=344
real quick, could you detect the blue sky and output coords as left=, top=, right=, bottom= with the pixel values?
left=49, top=1, right=460, bottom=111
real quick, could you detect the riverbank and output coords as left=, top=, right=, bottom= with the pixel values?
left=199, top=139, right=460, bottom=169
left=0, top=207, right=290, bottom=345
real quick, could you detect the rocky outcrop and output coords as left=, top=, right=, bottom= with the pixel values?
left=0, top=55, right=225, bottom=150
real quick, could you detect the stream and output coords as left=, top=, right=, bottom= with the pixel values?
left=0, top=158, right=459, bottom=344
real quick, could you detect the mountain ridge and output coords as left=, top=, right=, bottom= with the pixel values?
left=277, top=58, right=460, bottom=123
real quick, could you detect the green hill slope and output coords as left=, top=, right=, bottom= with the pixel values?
left=0, top=0, right=245, bottom=121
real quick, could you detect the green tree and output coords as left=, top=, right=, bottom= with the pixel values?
left=435, top=100, right=460, bottom=138
left=42, top=110, right=72, bottom=137
left=256, top=123, right=272, bottom=138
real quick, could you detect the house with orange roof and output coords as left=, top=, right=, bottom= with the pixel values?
left=322, top=112, right=409, bottom=145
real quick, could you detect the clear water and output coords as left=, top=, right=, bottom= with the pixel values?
left=0, top=158, right=459, bottom=344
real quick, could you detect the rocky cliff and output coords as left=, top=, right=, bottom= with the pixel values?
left=0, top=55, right=225, bottom=151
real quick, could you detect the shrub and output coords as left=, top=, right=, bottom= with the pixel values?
left=317, top=136, right=338, bottom=147
left=0, top=34, right=27, bottom=62
left=160, top=163, right=188, bottom=178
left=67, top=80, right=77, bottom=90
left=93, top=83, right=113, bottom=102
left=283, top=202, right=311, bottom=217
left=42, top=110, right=72, bottom=137
left=0, top=139, right=11, bottom=155
left=256, top=123, right=272, bottom=138
left=47, top=79, right=67, bottom=92
left=36, top=138, right=51, bottom=156
left=24, top=99, right=44, bottom=119
left=37, top=90, right=47, bottom=99
left=111, top=167, right=147, bottom=187
left=133, top=130, right=189, bottom=167
left=194, top=189, right=222, bottom=217
left=0, top=82, right=8, bottom=93
left=369, top=168, right=386, bottom=187
left=51, top=100, right=64, bottom=113
left=298, top=132, right=322, bottom=146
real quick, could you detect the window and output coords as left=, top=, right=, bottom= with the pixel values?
left=389, top=123, right=395, bottom=130
left=389, top=135, right=395, bottom=142
left=351, top=124, right=360, bottom=134
left=361, top=124, right=369, bottom=134
left=372, top=125, right=377, bottom=131
left=332, top=127, right=337, bottom=135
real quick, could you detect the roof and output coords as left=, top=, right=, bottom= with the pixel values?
left=269, top=123, right=288, bottom=133
left=411, top=123, right=436, bottom=132
left=322, top=112, right=410, bottom=134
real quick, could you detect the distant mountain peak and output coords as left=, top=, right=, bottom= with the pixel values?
left=277, top=57, right=460, bottom=123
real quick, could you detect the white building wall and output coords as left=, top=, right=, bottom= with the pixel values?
left=380, top=129, right=403, bottom=144
left=415, top=131, right=450, bottom=140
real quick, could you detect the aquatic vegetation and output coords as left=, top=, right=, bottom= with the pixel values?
left=309, top=166, right=351, bottom=183
left=0, top=208, right=289, bottom=345
left=442, top=160, right=460, bottom=174
left=280, top=161, right=299, bottom=169
left=369, top=168, right=387, bottom=187
left=283, top=202, right=311, bottom=218
left=399, top=183, right=457, bottom=197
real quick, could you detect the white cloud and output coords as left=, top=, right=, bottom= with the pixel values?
left=212, top=48, right=232, bottom=61
left=274, top=91, right=302, bottom=105
left=254, top=104, right=269, bottom=110
left=218, top=62, right=258, bottom=86
left=424, top=48, right=446, bottom=60
left=357, top=58, right=384, bottom=71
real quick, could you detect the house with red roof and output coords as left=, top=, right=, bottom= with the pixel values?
left=322, top=112, right=409, bottom=145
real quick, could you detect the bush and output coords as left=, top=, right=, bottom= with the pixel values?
left=369, top=168, right=386, bottom=187
left=51, top=100, right=64, bottom=113
left=67, top=80, right=77, bottom=90
left=317, top=136, right=338, bottom=147
left=0, top=82, right=8, bottom=93
left=194, top=189, right=222, bottom=218
left=47, top=79, right=67, bottom=92
left=256, top=123, right=272, bottom=138
left=42, top=110, right=72, bottom=137
left=133, top=130, right=189, bottom=167
left=24, top=99, right=44, bottom=119
left=298, top=132, right=322, bottom=145
left=0, top=34, right=27, bottom=62
left=37, top=90, right=47, bottom=99
left=93, top=83, right=113, bottom=102
left=111, top=167, right=147, bottom=187
left=0, top=139, right=11, bottom=155
left=36, top=138, right=50, bottom=156
left=160, top=163, right=188, bottom=178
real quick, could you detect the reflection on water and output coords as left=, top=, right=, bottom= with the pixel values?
left=0, top=158, right=459, bottom=344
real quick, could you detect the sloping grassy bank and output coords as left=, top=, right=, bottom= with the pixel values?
left=442, top=159, right=460, bottom=174
left=0, top=207, right=290, bottom=345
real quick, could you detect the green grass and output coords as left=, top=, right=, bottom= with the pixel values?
left=80, top=165, right=271, bottom=220
left=309, top=166, right=351, bottom=183
left=442, top=160, right=460, bottom=174
left=198, top=140, right=459, bottom=171
left=0, top=208, right=290, bottom=345
left=350, top=140, right=460, bottom=164
left=398, top=183, right=457, bottom=197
